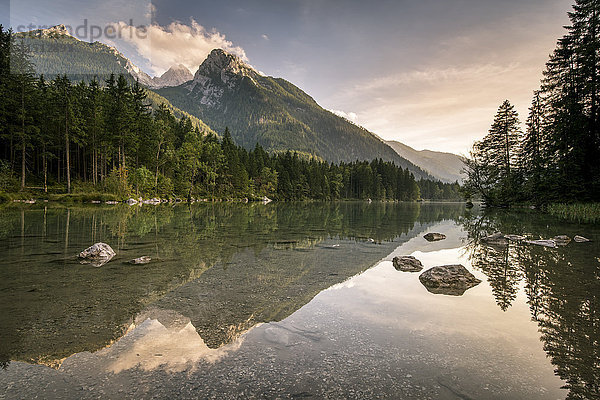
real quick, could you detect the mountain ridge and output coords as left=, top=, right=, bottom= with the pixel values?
left=386, top=140, right=465, bottom=183
left=15, top=27, right=451, bottom=182
left=157, top=49, right=435, bottom=180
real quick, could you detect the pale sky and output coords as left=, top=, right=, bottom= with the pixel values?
left=3, top=0, right=574, bottom=154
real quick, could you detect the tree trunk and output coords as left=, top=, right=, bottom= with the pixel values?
left=65, top=111, right=71, bottom=194
left=43, top=143, right=47, bottom=193
left=155, top=141, right=161, bottom=192
left=21, top=139, right=25, bottom=190
left=20, top=85, right=26, bottom=190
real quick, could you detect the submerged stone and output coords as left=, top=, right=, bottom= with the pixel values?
left=553, top=235, right=571, bottom=246
left=423, top=233, right=446, bottom=242
left=419, top=264, right=481, bottom=296
left=78, top=243, right=116, bottom=267
left=128, top=256, right=151, bottom=265
left=524, top=239, right=557, bottom=248
left=504, top=234, right=526, bottom=241
left=392, top=256, right=423, bottom=272
left=481, top=233, right=508, bottom=246
left=574, top=235, right=591, bottom=243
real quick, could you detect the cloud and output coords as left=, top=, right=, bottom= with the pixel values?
left=329, top=109, right=359, bottom=124
left=354, top=63, right=522, bottom=92
left=112, top=19, right=248, bottom=76
left=324, top=61, right=542, bottom=154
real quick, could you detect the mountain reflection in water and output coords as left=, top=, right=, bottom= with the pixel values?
left=0, top=203, right=597, bottom=399
left=0, top=202, right=460, bottom=367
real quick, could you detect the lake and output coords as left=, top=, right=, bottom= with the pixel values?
left=0, top=202, right=598, bottom=399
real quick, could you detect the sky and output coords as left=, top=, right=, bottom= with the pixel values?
left=2, top=0, right=574, bottom=154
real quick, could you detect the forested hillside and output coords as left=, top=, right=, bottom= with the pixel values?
left=156, top=49, right=434, bottom=180
left=0, top=26, right=460, bottom=201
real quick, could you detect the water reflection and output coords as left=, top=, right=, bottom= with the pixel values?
left=459, top=209, right=599, bottom=399
left=105, top=309, right=246, bottom=373
left=0, top=202, right=465, bottom=368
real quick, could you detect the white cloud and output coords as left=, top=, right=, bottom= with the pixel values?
left=112, top=19, right=248, bottom=76
left=329, top=109, right=359, bottom=124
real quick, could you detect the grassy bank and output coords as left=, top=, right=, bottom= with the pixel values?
left=0, top=192, right=123, bottom=204
left=547, top=203, right=600, bottom=224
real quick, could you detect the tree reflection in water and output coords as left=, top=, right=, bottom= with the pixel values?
left=459, top=209, right=599, bottom=399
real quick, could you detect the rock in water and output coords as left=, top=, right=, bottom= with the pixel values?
left=553, top=235, right=571, bottom=246
left=424, top=233, right=446, bottom=242
left=392, top=256, right=424, bottom=272
left=419, top=264, right=481, bottom=296
left=128, top=256, right=151, bottom=265
left=481, top=233, right=508, bottom=246
left=78, top=243, right=116, bottom=267
left=574, top=235, right=591, bottom=243
left=524, top=239, right=557, bottom=248
left=504, top=234, right=526, bottom=241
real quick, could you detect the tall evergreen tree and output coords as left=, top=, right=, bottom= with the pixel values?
left=464, top=100, right=522, bottom=206
left=540, top=0, right=600, bottom=200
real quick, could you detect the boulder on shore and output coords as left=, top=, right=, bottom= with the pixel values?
left=419, top=264, right=481, bottom=296
left=142, top=198, right=161, bottom=205
left=392, top=256, right=423, bottom=272
left=128, top=256, right=151, bottom=265
left=574, top=235, right=591, bottom=243
left=78, top=243, right=116, bottom=267
left=423, top=233, right=446, bottom=242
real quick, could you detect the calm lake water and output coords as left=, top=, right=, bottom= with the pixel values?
left=0, top=202, right=598, bottom=399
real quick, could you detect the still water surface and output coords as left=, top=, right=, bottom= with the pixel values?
left=0, top=202, right=598, bottom=399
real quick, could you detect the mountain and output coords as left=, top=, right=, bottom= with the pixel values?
left=15, top=25, right=136, bottom=81
left=156, top=49, right=433, bottom=180
left=148, top=64, right=193, bottom=88
left=386, top=141, right=466, bottom=183
left=14, top=26, right=213, bottom=133
left=16, top=28, right=440, bottom=181
left=15, top=25, right=189, bottom=90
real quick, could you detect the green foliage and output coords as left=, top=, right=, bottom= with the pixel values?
left=0, top=160, right=18, bottom=191
left=156, top=173, right=174, bottom=196
left=0, top=26, right=457, bottom=202
left=463, top=100, right=523, bottom=207
left=103, top=167, right=130, bottom=196
left=464, top=1, right=600, bottom=207
left=547, top=203, right=600, bottom=224
left=130, top=166, right=154, bottom=196
left=48, top=192, right=121, bottom=203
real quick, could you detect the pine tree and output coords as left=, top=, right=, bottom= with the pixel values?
left=464, top=100, right=522, bottom=206
left=8, top=35, right=38, bottom=190
left=540, top=0, right=600, bottom=200
left=521, top=92, right=547, bottom=203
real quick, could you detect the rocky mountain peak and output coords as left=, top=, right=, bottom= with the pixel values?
left=194, top=49, right=256, bottom=82
left=29, top=24, right=74, bottom=38
left=149, top=64, right=193, bottom=88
